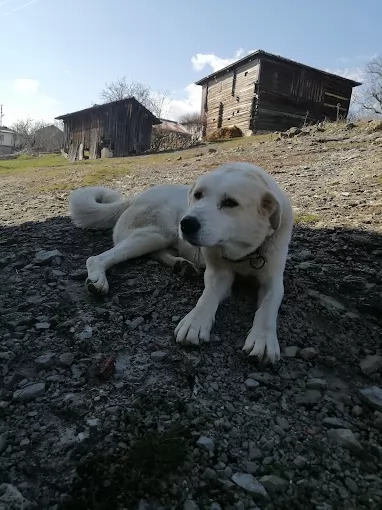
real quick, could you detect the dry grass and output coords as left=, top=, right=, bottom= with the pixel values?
left=294, top=214, right=320, bottom=225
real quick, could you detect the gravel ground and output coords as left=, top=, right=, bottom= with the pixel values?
left=1, top=123, right=382, bottom=510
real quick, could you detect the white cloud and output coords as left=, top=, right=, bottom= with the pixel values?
left=13, top=78, right=40, bottom=95
left=167, top=83, right=202, bottom=121
left=191, top=48, right=250, bottom=73
left=325, top=67, right=365, bottom=83
left=1, top=78, right=62, bottom=125
left=169, top=48, right=253, bottom=121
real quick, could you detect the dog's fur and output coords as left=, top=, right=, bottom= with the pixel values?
left=69, top=162, right=293, bottom=363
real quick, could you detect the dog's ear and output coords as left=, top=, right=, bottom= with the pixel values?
left=260, top=191, right=281, bottom=230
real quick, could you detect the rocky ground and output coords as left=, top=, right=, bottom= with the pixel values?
left=1, top=121, right=382, bottom=510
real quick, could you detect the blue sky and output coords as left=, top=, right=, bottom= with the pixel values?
left=0, top=0, right=380, bottom=125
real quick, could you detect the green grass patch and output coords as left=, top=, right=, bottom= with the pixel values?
left=294, top=213, right=320, bottom=225
left=0, top=154, right=68, bottom=174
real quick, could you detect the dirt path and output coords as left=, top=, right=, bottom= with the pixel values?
left=1, top=123, right=382, bottom=510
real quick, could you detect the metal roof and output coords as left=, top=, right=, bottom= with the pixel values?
left=55, top=97, right=161, bottom=124
left=195, top=50, right=362, bottom=87
left=156, top=118, right=192, bottom=135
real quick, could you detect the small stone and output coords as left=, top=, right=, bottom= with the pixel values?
left=293, top=455, right=308, bottom=469
left=210, top=503, right=222, bottom=510
left=34, top=249, right=62, bottom=265
left=351, top=405, right=363, bottom=417
left=242, top=461, right=258, bottom=474
left=128, top=317, right=144, bottom=330
left=86, top=418, right=101, bottom=427
left=77, top=325, right=93, bottom=341
left=284, top=346, right=299, bottom=358
left=208, top=148, right=217, bottom=153
left=150, top=351, right=167, bottom=362
left=35, top=322, right=50, bottom=330
left=105, top=406, right=120, bottom=415
left=248, top=442, right=263, bottom=460
left=299, top=347, right=318, bottom=361
left=306, top=378, right=328, bottom=390
left=58, top=353, right=75, bottom=368
left=203, top=467, right=217, bottom=480
left=196, top=435, right=215, bottom=452
left=298, top=389, right=322, bottom=406
left=34, top=353, right=55, bottom=370
left=0, top=483, right=34, bottom=509
left=359, top=386, right=382, bottom=412
left=323, top=417, right=350, bottom=429
left=0, top=434, right=7, bottom=455
left=184, top=500, right=199, bottom=510
left=245, top=378, right=260, bottom=389
left=276, top=416, right=290, bottom=431
left=345, top=477, right=358, bottom=493
left=259, top=474, right=288, bottom=493
left=13, top=382, right=46, bottom=402
left=231, top=473, right=268, bottom=501
left=374, top=411, right=382, bottom=429
left=360, top=355, right=382, bottom=376
left=327, top=428, right=362, bottom=452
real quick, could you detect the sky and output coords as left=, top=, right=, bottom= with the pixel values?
left=0, top=0, right=381, bottom=126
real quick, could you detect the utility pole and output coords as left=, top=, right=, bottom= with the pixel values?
left=0, top=105, right=3, bottom=127
left=0, top=105, right=3, bottom=156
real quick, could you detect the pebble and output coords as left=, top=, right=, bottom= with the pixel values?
left=0, top=434, right=7, bottom=455
left=58, top=353, right=75, bottom=368
left=327, top=428, right=363, bottom=452
left=150, top=351, right=168, bottom=362
left=184, top=500, right=199, bottom=510
left=35, top=322, right=50, bottom=330
left=0, top=483, right=35, bottom=509
left=359, top=355, right=382, bottom=376
left=323, top=417, right=350, bottom=429
left=245, top=378, right=260, bottom=390
left=298, top=389, right=322, bottom=406
left=359, top=386, right=382, bottom=412
left=196, top=435, right=215, bottom=452
left=128, top=317, right=144, bottom=330
left=299, top=347, right=318, bottom=361
left=293, top=455, right=308, bottom=469
left=13, top=382, right=46, bottom=402
left=306, top=378, right=328, bottom=390
left=231, top=473, right=269, bottom=501
left=34, top=249, right=62, bottom=265
left=259, top=474, right=288, bottom=493
left=284, top=346, right=299, bottom=358
left=34, top=353, right=55, bottom=370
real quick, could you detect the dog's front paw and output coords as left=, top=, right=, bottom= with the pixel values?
left=85, top=256, right=109, bottom=295
left=175, top=307, right=213, bottom=345
left=173, top=259, right=200, bottom=278
left=242, top=325, right=280, bottom=364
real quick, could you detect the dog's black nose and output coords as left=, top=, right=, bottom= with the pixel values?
left=180, top=216, right=201, bottom=235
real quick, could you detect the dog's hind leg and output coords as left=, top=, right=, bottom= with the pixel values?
left=150, top=250, right=200, bottom=277
left=85, top=227, right=171, bottom=295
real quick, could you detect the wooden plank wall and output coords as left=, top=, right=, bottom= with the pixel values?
left=62, top=100, right=154, bottom=161
left=203, top=60, right=260, bottom=135
left=255, top=58, right=354, bottom=131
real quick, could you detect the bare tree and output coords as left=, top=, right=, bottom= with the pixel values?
left=179, top=112, right=204, bottom=141
left=360, top=55, right=382, bottom=116
left=11, top=118, right=63, bottom=152
left=100, top=78, right=171, bottom=118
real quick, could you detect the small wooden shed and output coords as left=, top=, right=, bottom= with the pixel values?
left=56, top=97, right=160, bottom=161
left=195, top=50, right=362, bottom=136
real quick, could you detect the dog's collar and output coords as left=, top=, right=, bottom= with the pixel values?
left=222, top=249, right=266, bottom=269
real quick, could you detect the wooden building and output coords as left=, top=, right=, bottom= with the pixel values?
left=195, top=50, right=361, bottom=136
left=56, top=97, right=160, bottom=161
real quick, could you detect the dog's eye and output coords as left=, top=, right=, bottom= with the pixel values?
left=194, top=191, right=203, bottom=200
left=221, top=198, right=239, bottom=208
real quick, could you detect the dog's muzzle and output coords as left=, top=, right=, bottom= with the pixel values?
left=180, top=216, right=201, bottom=236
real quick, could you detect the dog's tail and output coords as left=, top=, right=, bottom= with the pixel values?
left=69, top=186, right=131, bottom=230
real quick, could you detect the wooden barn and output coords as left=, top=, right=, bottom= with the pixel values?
left=56, top=97, right=160, bottom=161
left=195, top=50, right=361, bottom=136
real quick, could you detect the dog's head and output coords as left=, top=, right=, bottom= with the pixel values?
left=179, top=162, right=281, bottom=260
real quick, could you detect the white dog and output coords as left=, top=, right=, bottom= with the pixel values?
left=69, top=162, right=293, bottom=363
